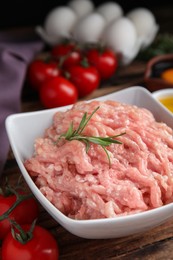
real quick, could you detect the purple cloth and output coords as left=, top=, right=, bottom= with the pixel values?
left=0, top=29, right=44, bottom=174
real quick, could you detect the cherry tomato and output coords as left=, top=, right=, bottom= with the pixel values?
left=39, top=76, right=78, bottom=108
left=67, top=63, right=100, bottom=97
left=0, top=193, right=39, bottom=240
left=27, top=59, right=61, bottom=91
left=1, top=224, right=59, bottom=260
left=51, top=43, right=82, bottom=69
left=86, top=48, right=118, bottom=80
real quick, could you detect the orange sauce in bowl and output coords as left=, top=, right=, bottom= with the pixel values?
left=158, top=96, right=173, bottom=112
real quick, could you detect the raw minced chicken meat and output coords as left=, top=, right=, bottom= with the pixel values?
left=24, top=100, right=173, bottom=219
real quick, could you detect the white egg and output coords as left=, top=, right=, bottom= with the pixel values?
left=127, top=7, right=159, bottom=48
left=103, top=17, right=141, bottom=65
left=44, top=7, right=77, bottom=39
left=72, top=12, right=106, bottom=43
left=68, top=0, right=94, bottom=18
left=96, top=1, right=123, bottom=25
left=36, top=6, right=77, bottom=45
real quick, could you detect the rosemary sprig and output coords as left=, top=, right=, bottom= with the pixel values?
left=58, top=106, right=125, bottom=167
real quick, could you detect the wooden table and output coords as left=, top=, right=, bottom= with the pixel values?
left=1, top=3, right=173, bottom=259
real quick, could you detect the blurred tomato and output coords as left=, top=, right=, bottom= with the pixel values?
left=27, top=59, right=61, bottom=91
left=39, top=76, right=78, bottom=108
left=86, top=48, right=118, bottom=80
left=51, top=43, right=82, bottom=69
left=67, top=62, right=100, bottom=97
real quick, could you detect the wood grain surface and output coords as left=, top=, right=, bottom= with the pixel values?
left=1, top=3, right=173, bottom=259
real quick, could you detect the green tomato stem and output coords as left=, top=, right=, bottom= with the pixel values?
left=10, top=219, right=36, bottom=244
left=0, top=193, right=33, bottom=221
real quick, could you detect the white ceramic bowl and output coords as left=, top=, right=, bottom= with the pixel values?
left=152, top=88, right=173, bottom=105
left=152, top=88, right=173, bottom=113
left=5, top=86, right=173, bottom=239
left=152, top=88, right=173, bottom=99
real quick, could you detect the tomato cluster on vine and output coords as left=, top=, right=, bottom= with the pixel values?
left=0, top=180, right=59, bottom=260
left=27, top=41, right=118, bottom=109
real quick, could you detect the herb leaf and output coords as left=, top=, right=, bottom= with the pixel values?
left=137, top=33, right=173, bottom=61
left=78, top=106, right=100, bottom=134
left=65, top=122, right=74, bottom=139
left=58, top=106, right=125, bottom=167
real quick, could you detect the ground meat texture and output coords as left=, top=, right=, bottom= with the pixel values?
left=24, top=100, right=173, bottom=220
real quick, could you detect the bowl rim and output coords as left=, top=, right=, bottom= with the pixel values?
left=152, top=88, right=173, bottom=98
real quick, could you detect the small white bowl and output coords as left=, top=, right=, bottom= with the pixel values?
left=152, top=88, right=173, bottom=99
left=5, top=86, right=173, bottom=239
left=152, top=88, right=173, bottom=114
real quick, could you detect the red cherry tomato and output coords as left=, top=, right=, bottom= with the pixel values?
left=27, top=59, right=61, bottom=91
left=86, top=48, right=118, bottom=80
left=51, top=43, right=82, bottom=69
left=0, top=193, right=39, bottom=240
left=67, top=63, right=100, bottom=97
left=1, top=224, right=59, bottom=260
left=39, top=76, right=78, bottom=108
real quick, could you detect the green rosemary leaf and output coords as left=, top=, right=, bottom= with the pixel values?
left=111, top=132, right=126, bottom=138
left=78, top=106, right=100, bottom=134
left=74, top=112, right=87, bottom=135
left=101, top=146, right=111, bottom=168
left=65, top=122, right=74, bottom=139
left=82, top=139, right=90, bottom=153
left=86, top=136, right=118, bottom=146
left=86, top=133, right=125, bottom=146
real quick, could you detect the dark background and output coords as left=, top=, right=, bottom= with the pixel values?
left=0, top=0, right=172, bottom=30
